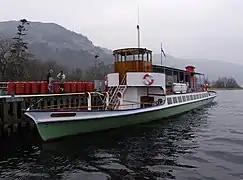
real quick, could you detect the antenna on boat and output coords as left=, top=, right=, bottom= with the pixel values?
left=160, top=42, right=163, bottom=66
left=137, top=4, right=140, bottom=49
left=160, top=41, right=166, bottom=65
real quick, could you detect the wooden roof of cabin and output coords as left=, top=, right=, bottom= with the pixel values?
left=113, top=48, right=152, bottom=56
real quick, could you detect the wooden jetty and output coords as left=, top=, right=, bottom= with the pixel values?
left=0, top=80, right=105, bottom=139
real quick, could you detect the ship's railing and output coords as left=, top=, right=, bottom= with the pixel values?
left=30, top=100, right=161, bottom=111
left=32, top=103, right=135, bottom=111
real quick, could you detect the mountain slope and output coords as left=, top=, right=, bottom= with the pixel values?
left=0, top=20, right=113, bottom=68
left=0, top=20, right=242, bottom=84
left=153, top=54, right=243, bottom=85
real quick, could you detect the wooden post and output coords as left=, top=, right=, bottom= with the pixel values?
left=12, top=102, right=18, bottom=123
left=57, top=97, right=61, bottom=109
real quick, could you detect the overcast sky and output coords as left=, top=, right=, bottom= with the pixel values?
left=1, top=0, right=243, bottom=64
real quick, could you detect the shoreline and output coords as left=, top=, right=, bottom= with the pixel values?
left=209, top=87, right=243, bottom=90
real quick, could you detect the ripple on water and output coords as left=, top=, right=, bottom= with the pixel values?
left=0, top=91, right=243, bottom=180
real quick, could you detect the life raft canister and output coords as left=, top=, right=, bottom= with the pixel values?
left=142, top=73, right=154, bottom=85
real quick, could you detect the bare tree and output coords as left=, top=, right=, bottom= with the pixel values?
left=10, top=19, right=30, bottom=79
left=211, top=76, right=241, bottom=88
left=70, top=68, right=83, bottom=81
left=0, top=38, right=13, bottom=81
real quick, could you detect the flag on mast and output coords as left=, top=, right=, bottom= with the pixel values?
left=137, top=4, right=140, bottom=49
left=137, top=4, right=140, bottom=30
left=161, top=42, right=166, bottom=58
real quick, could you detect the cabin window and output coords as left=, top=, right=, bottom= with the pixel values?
left=196, top=94, right=199, bottom=99
left=178, top=96, right=182, bottom=103
left=167, top=98, right=173, bottom=105
left=199, top=94, right=202, bottom=98
left=182, top=96, right=186, bottom=102
left=173, top=97, right=178, bottom=103
left=205, top=93, right=208, bottom=97
left=203, top=94, right=206, bottom=98
left=186, top=95, right=190, bottom=101
left=193, top=95, right=197, bottom=99
left=190, top=95, right=193, bottom=100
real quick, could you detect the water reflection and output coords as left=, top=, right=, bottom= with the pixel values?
left=0, top=103, right=215, bottom=180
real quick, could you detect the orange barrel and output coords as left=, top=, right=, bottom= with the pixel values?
left=7, top=82, right=15, bottom=95
left=40, top=81, right=48, bottom=94
left=53, top=81, right=61, bottom=94
left=15, top=81, right=25, bottom=95
left=83, top=82, right=87, bottom=92
left=76, top=82, right=81, bottom=93
left=81, top=82, right=85, bottom=92
left=90, top=81, right=94, bottom=92
left=31, top=81, right=40, bottom=94
left=70, top=82, right=77, bottom=93
left=64, top=82, right=71, bottom=93
left=24, top=81, right=31, bottom=94
left=85, top=82, right=92, bottom=92
left=77, top=82, right=85, bottom=92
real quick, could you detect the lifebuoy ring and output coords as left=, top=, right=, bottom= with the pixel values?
left=143, top=73, right=154, bottom=85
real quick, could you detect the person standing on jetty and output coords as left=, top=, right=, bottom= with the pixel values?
left=47, top=69, right=54, bottom=93
left=57, top=70, right=66, bottom=93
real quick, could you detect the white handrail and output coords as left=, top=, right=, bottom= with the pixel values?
left=107, top=74, right=127, bottom=110
left=109, top=74, right=127, bottom=102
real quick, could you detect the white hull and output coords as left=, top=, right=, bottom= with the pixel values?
left=25, top=91, right=217, bottom=125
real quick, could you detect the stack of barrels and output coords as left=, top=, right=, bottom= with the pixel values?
left=7, top=81, right=94, bottom=95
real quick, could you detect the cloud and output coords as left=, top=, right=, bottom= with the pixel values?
left=1, top=0, right=243, bottom=64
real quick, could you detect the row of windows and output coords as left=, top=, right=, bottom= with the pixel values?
left=167, top=93, right=209, bottom=105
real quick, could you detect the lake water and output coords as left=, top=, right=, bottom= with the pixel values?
left=0, top=90, right=243, bottom=180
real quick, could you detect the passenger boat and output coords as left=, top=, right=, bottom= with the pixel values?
left=24, top=47, right=217, bottom=141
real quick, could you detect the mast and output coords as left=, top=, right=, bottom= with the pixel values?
left=160, top=41, right=166, bottom=73
left=136, top=4, right=141, bottom=61
left=137, top=4, right=140, bottom=49
left=160, top=42, right=163, bottom=66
